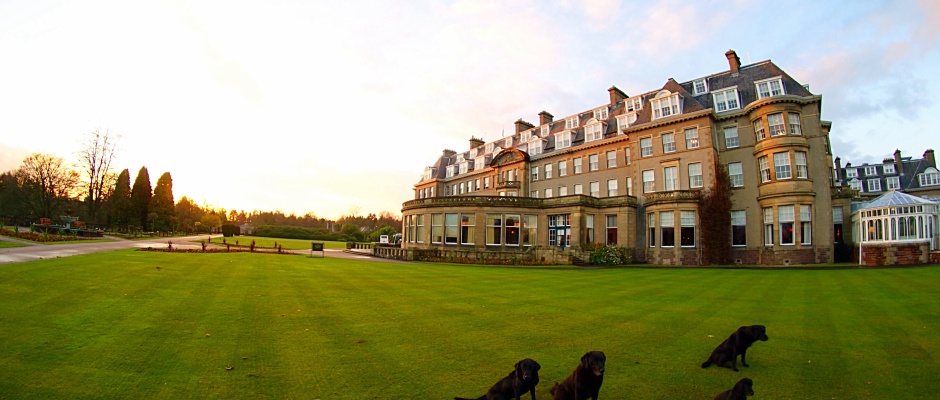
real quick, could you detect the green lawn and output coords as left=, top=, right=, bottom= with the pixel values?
left=204, top=235, right=347, bottom=250
left=0, top=240, right=28, bottom=248
left=0, top=252, right=938, bottom=399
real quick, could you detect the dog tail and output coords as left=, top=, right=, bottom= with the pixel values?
left=701, top=359, right=713, bottom=368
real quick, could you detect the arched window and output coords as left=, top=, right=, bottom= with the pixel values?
left=909, top=216, right=917, bottom=238
left=891, top=218, right=897, bottom=240
left=876, top=219, right=883, bottom=241
left=919, top=216, right=924, bottom=239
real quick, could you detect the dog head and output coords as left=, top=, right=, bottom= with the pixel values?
left=748, top=325, right=768, bottom=342
left=736, top=377, right=754, bottom=396
left=515, top=358, right=540, bottom=382
left=580, top=351, right=606, bottom=377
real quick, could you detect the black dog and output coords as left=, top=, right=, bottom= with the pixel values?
left=713, top=377, right=754, bottom=399
left=550, top=351, right=605, bottom=400
left=702, top=325, right=768, bottom=372
left=454, top=358, right=540, bottom=400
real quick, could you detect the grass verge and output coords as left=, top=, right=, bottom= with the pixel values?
left=201, top=235, right=347, bottom=250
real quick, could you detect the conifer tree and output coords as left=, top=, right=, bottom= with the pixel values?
left=109, top=169, right=132, bottom=230
left=149, top=172, right=175, bottom=232
left=130, top=167, right=152, bottom=230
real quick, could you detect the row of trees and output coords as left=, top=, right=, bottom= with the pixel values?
left=0, top=129, right=402, bottom=238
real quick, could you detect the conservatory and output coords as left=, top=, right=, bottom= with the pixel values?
left=852, top=190, right=939, bottom=265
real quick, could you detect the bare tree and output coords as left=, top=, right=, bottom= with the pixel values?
left=15, top=153, right=81, bottom=218
left=76, top=128, right=120, bottom=225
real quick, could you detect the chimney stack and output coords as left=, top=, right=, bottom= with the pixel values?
left=894, top=149, right=904, bottom=175
left=925, top=149, right=936, bottom=168
left=834, top=157, right=842, bottom=181
left=608, top=86, right=627, bottom=105
left=725, top=49, right=741, bottom=74
left=469, top=137, right=484, bottom=150
left=538, top=111, right=554, bottom=126
left=515, top=118, right=534, bottom=134
left=443, top=149, right=456, bottom=158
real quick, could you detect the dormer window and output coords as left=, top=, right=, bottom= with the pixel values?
left=594, top=107, right=608, bottom=120
left=474, top=156, right=485, bottom=170
left=458, top=161, right=469, bottom=174
left=521, top=131, right=532, bottom=143
left=864, top=166, right=878, bottom=176
left=423, top=167, right=436, bottom=181
left=469, top=148, right=478, bottom=158
left=617, top=114, right=637, bottom=133
left=541, top=125, right=550, bottom=136
left=845, top=168, right=858, bottom=178
left=527, top=140, right=543, bottom=156
left=693, top=78, right=708, bottom=95
left=919, top=167, right=940, bottom=186
left=713, top=87, right=740, bottom=112
left=485, top=143, right=494, bottom=154
left=555, top=132, right=572, bottom=149
left=566, top=116, right=580, bottom=129
left=446, top=165, right=455, bottom=178
left=651, top=91, right=682, bottom=120
left=625, top=96, right=643, bottom=112
left=504, top=137, right=513, bottom=148
left=585, top=123, right=604, bottom=142
left=884, top=163, right=896, bottom=174
left=755, top=77, right=785, bottom=99
left=849, top=178, right=862, bottom=192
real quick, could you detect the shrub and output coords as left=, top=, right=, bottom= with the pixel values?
left=220, top=223, right=240, bottom=237
left=587, top=244, right=633, bottom=265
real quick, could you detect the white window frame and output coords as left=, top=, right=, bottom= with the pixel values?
left=864, top=166, right=878, bottom=176
left=688, top=163, right=703, bottom=188
left=585, top=123, right=604, bottom=142
left=724, top=126, right=739, bottom=148
left=606, top=150, right=617, bottom=168
left=768, top=113, right=785, bottom=137
left=883, top=164, right=896, bottom=174
left=589, top=154, right=599, bottom=171
left=565, top=116, right=579, bottom=129
left=758, top=156, right=771, bottom=183
left=573, top=157, right=583, bottom=174
left=664, top=166, right=679, bottom=191
left=867, top=179, right=882, bottom=192
left=573, top=183, right=583, bottom=195
left=788, top=113, right=802, bottom=135
left=642, top=170, right=655, bottom=193
left=527, top=140, right=542, bottom=155
left=779, top=205, right=795, bottom=245
left=651, top=92, right=682, bottom=120
left=693, top=78, right=708, bottom=95
left=685, top=127, right=699, bottom=149
left=640, top=137, right=653, bottom=157
left=625, top=96, right=643, bottom=112
left=755, top=77, right=785, bottom=99
left=544, top=163, right=553, bottom=179
left=558, top=186, right=567, bottom=196
left=662, top=133, right=676, bottom=153
left=555, top=132, right=572, bottom=149
left=713, top=87, right=740, bottom=112
left=886, top=176, right=901, bottom=190
left=753, top=118, right=766, bottom=141
left=729, top=162, right=744, bottom=187
left=774, top=152, right=792, bottom=180
left=795, top=151, right=808, bottom=179
left=845, top=168, right=858, bottom=178
left=594, top=107, right=608, bottom=120
left=589, top=181, right=600, bottom=197
left=607, top=179, right=618, bottom=197
left=558, top=160, right=567, bottom=177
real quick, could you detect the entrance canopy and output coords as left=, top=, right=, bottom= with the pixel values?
left=851, top=190, right=939, bottom=250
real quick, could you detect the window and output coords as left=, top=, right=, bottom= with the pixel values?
left=585, top=215, right=595, bottom=243
left=474, top=156, right=485, bottom=170
left=589, top=154, right=599, bottom=171
left=548, top=214, right=571, bottom=248
left=626, top=177, right=633, bottom=196
left=565, top=116, right=579, bottom=129
left=800, top=205, right=812, bottom=245
left=640, top=137, right=653, bottom=156
left=625, top=96, right=643, bottom=112
left=768, top=113, right=785, bottom=136
left=887, top=176, right=901, bottom=190
left=522, top=215, right=537, bottom=246
left=867, top=179, right=882, bottom=192
left=755, top=78, right=784, bottom=99
left=845, top=168, right=858, bottom=178
left=504, top=137, right=512, bottom=148
left=661, top=212, right=675, bottom=247
left=779, top=205, right=795, bottom=245
left=416, top=215, right=425, bottom=243
left=541, top=125, right=550, bottom=136
left=590, top=181, right=600, bottom=197
left=530, top=190, right=538, bottom=198
left=850, top=179, right=863, bottom=192
left=555, top=132, right=572, bottom=149
left=651, top=93, right=681, bottom=119
left=573, top=157, right=583, bottom=174
left=833, top=208, right=843, bottom=244
left=432, top=214, right=444, bottom=243
left=459, top=182, right=465, bottom=194
left=729, top=162, right=744, bottom=187
left=617, top=114, right=636, bottom=132
left=693, top=78, right=708, bottom=95
left=795, top=152, right=808, bottom=179
left=606, top=215, right=618, bottom=245
left=648, top=213, right=656, bottom=247
left=594, top=107, right=608, bottom=120
left=505, top=214, right=521, bottom=246
left=713, top=88, right=740, bottom=111
left=884, top=163, right=896, bottom=174
left=545, top=164, right=553, bottom=179
left=558, top=186, right=567, bottom=196
left=724, top=126, right=739, bottom=148
left=662, top=133, right=676, bottom=153
left=483, top=177, right=490, bottom=189
left=585, top=123, right=603, bottom=142
left=446, top=165, right=455, bottom=178
left=485, top=143, right=494, bottom=154
left=606, top=150, right=617, bottom=168
left=520, top=131, right=532, bottom=143
left=681, top=211, right=695, bottom=247
left=763, top=208, right=774, bottom=246
left=527, top=141, right=542, bottom=155
left=531, top=166, right=539, bottom=181
left=574, top=183, right=583, bottom=195
left=558, top=161, right=567, bottom=176
left=544, top=188, right=552, bottom=198
left=689, top=163, right=703, bottom=188
left=685, top=127, right=699, bottom=149
left=444, top=213, right=459, bottom=244
left=864, top=166, right=877, bottom=176
left=753, top=119, right=766, bottom=141
left=643, top=170, right=655, bottom=193
left=789, top=114, right=802, bottom=135
left=731, top=210, right=746, bottom=246
left=664, top=166, right=678, bottom=191
left=624, top=148, right=631, bottom=165
left=607, top=179, right=618, bottom=197
left=773, top=152, right=791, bottom=180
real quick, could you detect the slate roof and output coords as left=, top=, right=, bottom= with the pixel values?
left=836, top=152, right=939, bottom=196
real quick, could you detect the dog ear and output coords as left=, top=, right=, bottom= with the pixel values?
left=534, top=360, right=541, bottom=370
left=515, top=360, right=523, bottom=375
left=581, top=352, right=590, bottom=367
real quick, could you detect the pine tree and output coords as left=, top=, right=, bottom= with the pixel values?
left=130, top=167, right=152, bottom=230
left=109, top=169, right=132, bottom=230
left=149, top=172, right=175, bottom=232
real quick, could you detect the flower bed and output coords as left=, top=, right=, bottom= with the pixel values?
left=0, top=228, right=86, bottom=243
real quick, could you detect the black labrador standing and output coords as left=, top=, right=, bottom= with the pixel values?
left=713, top=377, right=754, bottom=399
left=454, top=358, right=541, bottom=400
left=550, top=351, right=605, bottom=400
left=701, top=325, right=768, bottom=372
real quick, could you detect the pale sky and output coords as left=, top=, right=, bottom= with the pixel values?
left=1, top=0, right=938, bottom=219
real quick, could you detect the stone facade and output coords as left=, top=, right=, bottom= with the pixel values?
left=853, top=242, right=930, bottom=266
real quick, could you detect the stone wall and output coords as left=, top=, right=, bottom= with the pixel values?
left=852, top=242, right=930, bottom=266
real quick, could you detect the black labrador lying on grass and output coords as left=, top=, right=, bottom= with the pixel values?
left=702, top=325, right=768, bottom=372
left=714, top=377, right=754, bottom=399
left=454, top=358, right=540, bottom=400
left=550, top=351, right=605, bottom=400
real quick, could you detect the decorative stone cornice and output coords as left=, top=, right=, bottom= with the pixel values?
left=402, top=195, right=638, bottom=212
left=642, top=190, right=702, bottom=206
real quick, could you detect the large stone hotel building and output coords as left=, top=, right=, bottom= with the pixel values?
left=400, top=50, right=836, bottom=265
